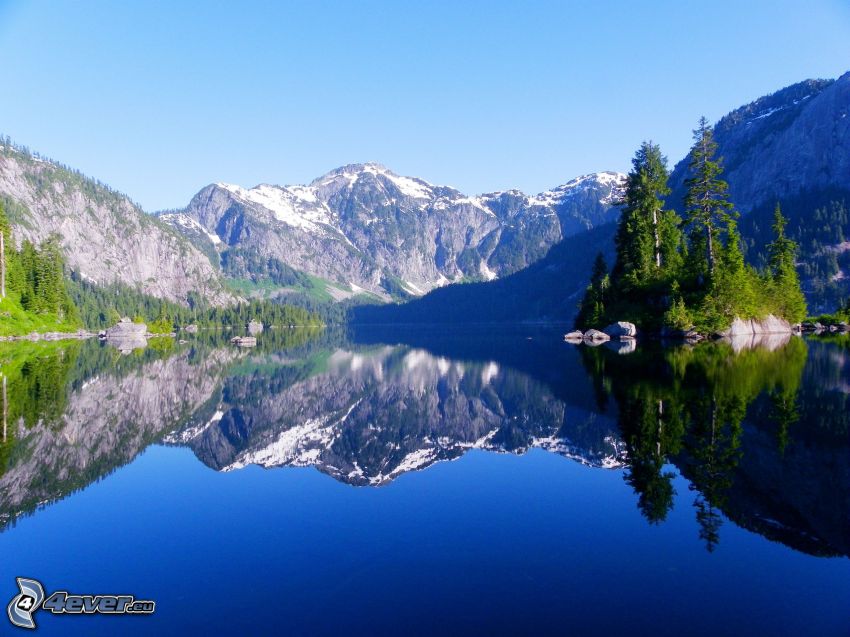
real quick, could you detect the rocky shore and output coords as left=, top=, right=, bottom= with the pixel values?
left=0, top=329, right=96, bottom=342
left=562, top=315, right=831, bottom=351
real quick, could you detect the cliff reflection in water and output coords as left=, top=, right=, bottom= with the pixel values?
left=0, top=328, right=848, bottom=559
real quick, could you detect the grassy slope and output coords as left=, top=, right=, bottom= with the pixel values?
left=0, top=291, right=80, bottom=336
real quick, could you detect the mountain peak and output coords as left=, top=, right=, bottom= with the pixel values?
left=311, top=162, right=436, bottom=200
left=715, top=78, right=834, bottom=133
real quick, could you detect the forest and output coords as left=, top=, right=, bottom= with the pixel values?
left=0, top=202, right=323, bottom=336
left=577, top=118, right=809, bottom=334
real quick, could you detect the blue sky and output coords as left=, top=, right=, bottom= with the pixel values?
left=1, top=0, right=849, bottom=210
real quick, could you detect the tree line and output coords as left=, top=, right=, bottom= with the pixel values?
left=0, top=202, right=79, bottom=324
left=577, top=118, right=807, bottom=333
left=0, top=201, right=322, bottom=335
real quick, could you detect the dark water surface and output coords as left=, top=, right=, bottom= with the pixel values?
left=0, top=327, right=848, bottom=636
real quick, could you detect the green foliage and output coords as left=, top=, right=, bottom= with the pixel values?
left=763, top=204, right=807, bottom=324
left=580, top=125, right=807, bottom=333
left=739, top=188, right=850, bottom=314
left=613, top=141, right=681, bottom=286
left=581, top=336, right=808, bottom=545
left=663, top=290, right=692, bottom=331
left=576, top=253, right=609, bottom=328
left=65, top=276, right=322, bottom=331
left=0, top=203, right=81, bottom=334
left=684, top=117, right=736, bottom=279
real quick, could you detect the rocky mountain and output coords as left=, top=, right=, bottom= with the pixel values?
left=668, top=75, right=848, bottom=214
left=0, top=343, right=236, bottom=529
left=162, top=164, right=625, bottom=299
left=166, top=343, right=627, bottom=485
left=668, top=73, right=850, bottom=311
left=364, top=71, right=850, bottom=322
left=0, top=141, right=232, bottom=305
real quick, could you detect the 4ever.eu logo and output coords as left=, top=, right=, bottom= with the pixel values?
left=7, top=577, right=155, bottom=630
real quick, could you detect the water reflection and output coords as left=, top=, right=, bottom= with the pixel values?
left=0, top=329, right=848, bottom=559
left=167, top=344, right=625, bottom=484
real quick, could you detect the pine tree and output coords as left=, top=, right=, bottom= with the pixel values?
left=683, top=117, right=735, bottom=283
left=577, top=252, right=609, bottom=328
left=766, top=203, right=807, bottom=323
left=614, top=141, right=680, bottom=286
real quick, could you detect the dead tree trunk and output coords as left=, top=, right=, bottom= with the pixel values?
left=0, top=231, right=5, bottom=299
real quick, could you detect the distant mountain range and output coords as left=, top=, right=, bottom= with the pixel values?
left=1, top=71, right=847, bottom=317
left=358, top=71, right=850, bottom=323
left=159, top=164, right=625, bottom=300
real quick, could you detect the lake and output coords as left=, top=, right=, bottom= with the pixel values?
left=0, top=327, right=848, bottom=636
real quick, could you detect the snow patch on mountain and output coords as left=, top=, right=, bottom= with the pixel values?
left=159, top=212, right=222, bottom=245
left=535, top=171, right=626, bottom=207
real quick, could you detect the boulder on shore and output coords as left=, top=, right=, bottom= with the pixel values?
left=716, top=315, right=793, bottom=338
left=183, top=324, right=199, bottom=333
left=603, top=321, right=637, bottom=339
left=583, top=329, right=610, bottom=343
left=563, top=330, right=583, bottom=342
left=106, top=317, right=147, bottom=339
left=247, top=319, right=264, bottom=335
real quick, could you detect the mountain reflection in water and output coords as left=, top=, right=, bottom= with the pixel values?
left=0, top=328, right=848, bottom=559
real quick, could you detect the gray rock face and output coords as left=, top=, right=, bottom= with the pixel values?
left=717, top=315, right=793, bottom=338
left=603, top=321, right=637, bottom=339
left=106, top=317, right=147, bottom=339
left=583, top=329, right=610, bottom=343
left=163, top=164, right=625, bottom=298
left=246, top=319, right=263, bottom=335
left=668, top=76, right=848, bottom=215
left=0, top=143, right=232, bottom=306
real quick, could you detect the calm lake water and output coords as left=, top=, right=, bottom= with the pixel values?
left=0, top=327, right=848, bottom=636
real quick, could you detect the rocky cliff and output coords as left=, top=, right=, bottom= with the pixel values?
left=0, top=141, right=232, bottom=305
left=167, top=345, right=626, bottom=484
left=163, top=164, right=625, bottom=298
left=0, top=344, right=235, bottom=527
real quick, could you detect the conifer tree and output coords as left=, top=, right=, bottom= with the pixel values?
left=766, top=204, right=807, bottom=323
left=683, top=117, right=735, bottom=282
left=577, top=252, right=609, bottom=328
left=613, top=142, right=681, bottom=286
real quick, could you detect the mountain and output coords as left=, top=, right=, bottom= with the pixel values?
left=668, top=73, right=850, bottom=311
left=362, top=71, right=850, bottom=323
left=161, top=164, right=625, bottom=299
left=351, top=222, right=617, bottom=324
left=668, top=76, right=847, bottom=214
left=0, top=343, right=236, bottom=529
left=0, top=140, right=232, bottom=305
left=166, top=342, right=626, bottom=484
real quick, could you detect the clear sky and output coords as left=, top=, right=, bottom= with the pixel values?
left=1, top=0, right=849, bottom=211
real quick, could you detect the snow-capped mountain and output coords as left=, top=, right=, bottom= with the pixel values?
left=166, top=345, right=627, bottom=486
left=161, top=164, right=625, bottom=298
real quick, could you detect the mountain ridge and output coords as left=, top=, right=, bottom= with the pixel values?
left=162, top=163, right=625, bottom=299
left=0, top=140, right=233, bottom=306
left=357, top=71, right=850, bottom=323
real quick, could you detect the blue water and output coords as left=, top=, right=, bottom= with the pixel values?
left=0, top=331, right=848, bottom=636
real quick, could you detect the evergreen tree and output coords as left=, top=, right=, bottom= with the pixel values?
left=614, top=141, right=681, bottom=285
left=577, top=252, right=609, bottom=328
left=683, top=117, right=735, bottom=283
left=766, top=204, right=807, bottom=323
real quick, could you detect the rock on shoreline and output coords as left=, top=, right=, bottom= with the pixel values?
left=716, top=315, right=792, bottom=338
left=0, top=329, right=96, bottom=342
